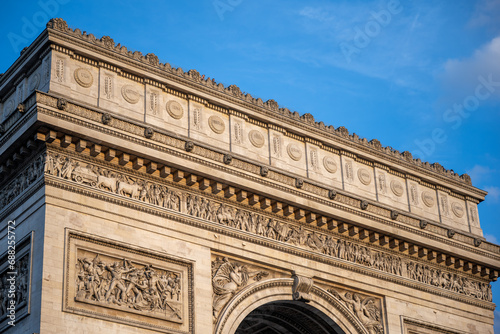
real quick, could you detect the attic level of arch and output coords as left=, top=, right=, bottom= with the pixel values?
left=1, top=120, right=499, bottom=289
left=0, top=23, right=481, bottom=195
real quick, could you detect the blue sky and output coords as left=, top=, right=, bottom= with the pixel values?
left=1, top=0, right=500, bottom=330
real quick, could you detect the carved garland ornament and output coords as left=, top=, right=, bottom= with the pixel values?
left=74, top=68, right=93, bottom=88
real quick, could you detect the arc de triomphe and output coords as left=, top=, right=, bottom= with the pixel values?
left=0, top=18, right=498, bottom=334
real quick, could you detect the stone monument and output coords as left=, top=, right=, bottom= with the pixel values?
left=0, top=18, right=498, bottom=333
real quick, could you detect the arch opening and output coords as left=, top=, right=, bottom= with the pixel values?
left=234, top=300, right=346, bottom=334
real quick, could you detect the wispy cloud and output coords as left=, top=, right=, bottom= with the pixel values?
left=468, top=0, right=500, bottom=32
left=441, top=36, right=500, bottom=102
left=467, top=164, right=494, bottom=184
left=486, top=233, right=499, bottom=244
left=484, top=186, right=500, bottom=203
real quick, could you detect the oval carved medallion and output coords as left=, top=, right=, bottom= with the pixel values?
left=208, top=115, right=225, bottom=134
left=357, top=168, right=372, bottom=185
left=121, top=85, right=141, bottom=104
left=287, top=143, right=302, bottom=161
left=29, top=73, right=40, bottom=92
left=451, top=202, right=465, bottom=218
left=74, top=68, right=93, bottom=88
left=166, top=100, right=184, bottom=119
left=323, top=156, right=337, bottom=173
left=248, top=130, right=265, bottom=148
left=390, top=180, right=404, bottom=197
left=421, top=191, right=435, bottom=207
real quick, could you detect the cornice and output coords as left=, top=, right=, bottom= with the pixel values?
left=24, top=92, right=500, bottom=262
left=36, top=18, right=485, bottom=195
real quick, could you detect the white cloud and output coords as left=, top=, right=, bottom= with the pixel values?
left=485, top=233, right=498, bottom=244
left=442, top=36, right=500, bottom=101
left=468, top=0, right=500, bottom=31
left=466, top=164, right=494, bottom=184
left=484, top=186, right=500, bottom=203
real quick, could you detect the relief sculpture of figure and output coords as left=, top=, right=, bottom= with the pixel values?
left=212, top=257, right=268, bottom=322
left=330, top=289, right=383, bottom=334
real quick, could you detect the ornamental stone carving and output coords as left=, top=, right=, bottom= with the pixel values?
left=166, top=100, right=184, bottom=119
left=310, top=149, right=319, bottom=171
left=121, top=85, right=141, bottom=104
left=272, top=135, right=281, bottom=157
left=390, top=180, right=404, bottom=197
left=248, top=130, right=265, bottom=148
left=29, top=72, right=40, bottom=92
left=42, top=151, right=493, bottom=303
left=409, top=185, right=419, bottom=205
left=357, top=168, right=372, bottom=185
left=451, top=202, right=465, bottom=218
left=55, top=58, right=64, bottom=82
left=345, top=161, right=354, bottom=182
left=287, top=143, right=302, bottom=161
left=421, top=191, right=434, bottom=207
left=74, top=68, right=93, bottom=88
left=378, top=173, right=387, bottom=194
left=149, top=92, right=159, bottom=115
left=323, top=156, right=337, bottom=174
left=104, top=75, right=113, bottom=99
left=192, top=108, right=202, bottom=130
left=328, top=288, right=383, bottom=334
left=75, top=255, right=182, bottom=320
left=212, top=257, right=268, bottom=321
left=208, top=115, right=225, bottom=134
left=291, top=272, right=313, bottom=302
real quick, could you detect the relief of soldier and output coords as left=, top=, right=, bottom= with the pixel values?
left=75, top=255, right=182, bottom=319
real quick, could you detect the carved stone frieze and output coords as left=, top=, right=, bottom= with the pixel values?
left=211, top=257, right=268, bottom=321
left=44, top=150, right=493, bottom=303
left=64, top=232, right=193, bottom=333
left=327, top=287, right=383, bottom=334
left=0, top=232, right=33, bottom=330
left=43, top=18, right=479, bottom=188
